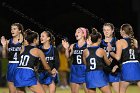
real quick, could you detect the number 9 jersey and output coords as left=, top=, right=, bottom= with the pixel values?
left=85, top=46, right=108, bottom=89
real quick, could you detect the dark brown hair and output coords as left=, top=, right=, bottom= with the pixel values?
left=90, top=28, right=102, bottom=43
left=24, top=29, right=39, bottom=44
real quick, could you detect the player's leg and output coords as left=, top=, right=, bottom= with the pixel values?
left=70, top=83, right=80, bottom=93
left=100, top=85, right=112, bottom=93
left=120, top=81, right=130, bottom=93
left=8, top=81, right=17, bottom=93
left=137, top=81, right=140, bottom=89
left=29, top=82, right=45, bottom=93
left=48, top=81, right=56, bottom=93
left=17, top=87, right=26, bottom=93
left=88, top=88, right=96, bottom=93
left=83, top=83, right=88, bottom=93
left=111, top=82, right=120, bottom=93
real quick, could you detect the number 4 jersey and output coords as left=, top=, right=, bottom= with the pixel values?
left=7, top=38, right=22, bottom=82
left=8, top=38, right=22, bottom=63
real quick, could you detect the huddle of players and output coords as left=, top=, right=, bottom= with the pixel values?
left=1, top=23, right=59, bottom=93
left=62, top=23, right=140, bottom=93
left=1, top=22, right=140, bottom=93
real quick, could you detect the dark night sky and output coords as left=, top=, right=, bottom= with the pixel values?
left=0, top=0, right=139, bottom=45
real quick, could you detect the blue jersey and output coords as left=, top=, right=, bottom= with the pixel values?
left=100, top=37, right=120, bottom=73
left=8, top=38, right=22, bottom=63
left=14, top=45, right=39, bottom=87
left=17, top=45, right=39, bottom=69
left=38, top=45, right=59, bottom=84
left=7, top=38, right=22, bottom=82
left=100, top=37, right=120, bottom=82
left=38, top=45, right=59, bottom=71
left=72, top=43, right=87, bottom=65
left=70, top=42, right=87, bottom=83
left=121, top=38, right=140, bottom=81
left=121, top=38, right=139, bottom=63
left=85, top=46, right=108, bottom=88
left=86, top=46, right=104, bottom=72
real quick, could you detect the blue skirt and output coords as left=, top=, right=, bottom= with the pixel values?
left=7, top=63, right=18, bottom=82
left=86, top=70, right=109, bottom=89
left=121, top=61, right=140, bottom=81
left=70, top=64, right=86, bottom=83
left=107, top=72, right=121, bottom=83
left=14, top=68, right=37, bottom=87
left=39, top=71, right=52, bottom=85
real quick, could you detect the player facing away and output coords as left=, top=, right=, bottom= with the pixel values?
left=14, top=29, right=55, bottom=93
left=1, top=23, right=25, bottom=93
left=83, top=28, right=113, bottom=93
left=62, top=27, right=89, bottom=93
left=100, top=23, right=120, bottom=93
left=108, top=24, right=140, bottom=93
left=38, top=31, right=60, bottom=93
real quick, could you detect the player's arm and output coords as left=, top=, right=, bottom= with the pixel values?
left=69, top=44, right=74, bottom=57
left=83, top=48, right=88, bottom=65
left=99, top=48, right=118, bottom=73
left=101, top=48, right=111, bottom=66
left=37, top=48, right=52, bottom=73
left=110, top=40, right=122, bottom=61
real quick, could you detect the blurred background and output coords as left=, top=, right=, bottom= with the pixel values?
left=0, top=0, right=140, bottom=44
left=0, top=0, right=140, bottom=92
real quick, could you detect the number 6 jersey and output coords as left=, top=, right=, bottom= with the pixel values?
left=72, top=43, right=87, bottom=65
left=70, top=42, right=87, bottom=83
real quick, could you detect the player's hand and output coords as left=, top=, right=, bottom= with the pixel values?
left=1, top=36, right=7, bottom=47
left=109, top=57, right=113, bottom=62
left=112, top=65, right=119, bottom=73
left=62, top=39, right=69, bottom=50
left=51, top=68, right=58, bottom=77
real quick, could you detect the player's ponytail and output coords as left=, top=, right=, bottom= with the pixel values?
left=90, top=28, right=102, bottom=43
left=121, top=24, right=135, bottom=49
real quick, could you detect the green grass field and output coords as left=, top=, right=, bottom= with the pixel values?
left=0, top=85, right=139, bottom=93
left=1, top=59, right=140, bottom=93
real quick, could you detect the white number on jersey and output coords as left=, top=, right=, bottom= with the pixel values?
left=77, top=55, right=82, bottom=64
left=13, top=52, right=17, bottom=61
left=90, top=58, right=96, bottom=70
left=19, top=55, right=30, bottom=66
left=129, top=49, right=135, bottom=59
left=106, top=51, right=109, bottom=58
